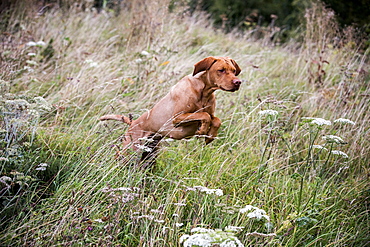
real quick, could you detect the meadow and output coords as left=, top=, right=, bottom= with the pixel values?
left=0, top=1, right=369, bottom=246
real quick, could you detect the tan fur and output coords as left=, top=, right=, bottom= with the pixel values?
left=100, top=56, right=242, bottom=157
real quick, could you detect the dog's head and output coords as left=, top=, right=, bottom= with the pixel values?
left=193, top=56, right=242, bottom=92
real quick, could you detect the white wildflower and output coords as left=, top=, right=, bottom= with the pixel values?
left=33, top=96, right=52, bottom=111
left=182, top=227, right=244, bottom=247
left=302, top=117, right=331, bottom=126
left=5, top=99, right=30, bottom=110
left=26, top=60, right=38, bottom=66
left=334, top=118, right=355, bottom=125
left=27, top=109, right=40, bottom=118
left=154, top=219, right=165, bottom=223
left=23, top=66, right=34, bottom=72
left=27, top=53, right=36, bottom=57
left=135, top=58, right=143, bottom=63
left=36, top=163, right=48, bottom=171
left=36, top=41, right=46, bottom=46
left=313, top=145, right=327, bottom=151
left=36, top=167, right=46, bottom=171
left=239, top=205, right=254, bottom=213
left=136, top=215, right=155, bottom=220
left=331, top=150, right=349, bottom=158
left=134, top=144, right=153, bottom=152
left=191, top=186, right=223, bottom=196
left=175, top=223, right=184, bottom=227
left=239, top=205, right=270, bottom=221
left=322, top=135, right=347, bottom=144
left=140, top=50, right=150, bottom=56
left=138, top=137, right=155, bottom=143
left=215, top=189, right=224, bottom=196
left=258, top=110, right=278, bottom=116
left=84, top=59, right=98, bottom=67
left=26, top=41, right=37, bottom=46
left=247, top=210, right=270, bottom=221
left=174, top=202, right=187, bottom=206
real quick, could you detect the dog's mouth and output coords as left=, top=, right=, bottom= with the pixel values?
left=220, top=85, right=240, bottom=92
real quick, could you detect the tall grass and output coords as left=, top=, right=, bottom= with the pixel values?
left=0, top=0, right=369, bottom=246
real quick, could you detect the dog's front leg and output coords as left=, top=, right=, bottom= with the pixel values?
left=205, top=116, right=221, bottom=144
left=172, top=112, right=211, bottom=135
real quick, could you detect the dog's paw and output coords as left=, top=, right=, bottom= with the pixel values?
left=205, top=136, right=215, bottom=144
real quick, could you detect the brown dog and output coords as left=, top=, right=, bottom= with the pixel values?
left=100, top=56, right=241, bottom=164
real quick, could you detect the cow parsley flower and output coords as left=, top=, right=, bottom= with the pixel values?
left=334, top=118, right=355, bottom=125
left=140, top=50, right=150, bottom=56
left=134, top=144, right=153, bottom=152
left=313, top=145, right=328, bottom=151
left=239, top=205, right=270, bottom=221
left=190, top=186, right=223, bottom=196
left=36, top=163, right=48, bottom=171
left=84, top=59, right=98, bottom=67
left=302, top=117, right=331, bottom=126
left=331, top=150, right=349, bottom=158
left=322, top=135, right=347, bottom=144
left=258, top=110, right=278, bottom=116
left=181, top=228, right=244, bottom=247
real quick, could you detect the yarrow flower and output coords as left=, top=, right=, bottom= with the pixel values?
left=239, top=205, right=270, bottom=221
left=302, top=117, right=331, bottom=126
left=180, top=227, right=244, bottom=247
left=312, top=145, right=328, bottom=151
left=322, top=135, right=347, bottom=144
left=134, top=144, right=153, bottom=152
left=36, top=163, right=48, bottom=171
left=26, top=41, right=46, bottom=47
left=334, top=118, right=355, bottom=125
left=331, top=150, right=349, bottom=158
left=84, top=59, right=98, bottom=67
left=258, top=110, right=278, bottom=117
left=189, top=186, right=223, bottom=196
left=140, top=50, right=150, bottom=56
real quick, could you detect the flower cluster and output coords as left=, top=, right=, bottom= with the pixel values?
left=239, top=205, right=270, bottom=221
left=334, top=118, right=355, bottom=125
left=35, top=163, right=48, bottom=171
left=101, top=186, right=140, bottom=205
left=302, top=117, right=331, bottom=126
left=180, top=227, right=244, bottom=247
left=322, top=135, right=347, bottom=144
left=258, top=110, right=279, bottom=117
left=331, top=150, right=349, bottom=158
left=186, top=185, right=223, bottom=196
left=26, top=41, right=46, bottom=47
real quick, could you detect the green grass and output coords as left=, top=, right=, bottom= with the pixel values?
left=0, top=1, right=369, bottom=246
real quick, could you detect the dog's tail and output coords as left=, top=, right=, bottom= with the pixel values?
left=99, top=114, right=132, bottom=125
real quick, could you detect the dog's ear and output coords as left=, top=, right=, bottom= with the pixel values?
left=193, top=57, right=218, bottom=76
left=230, top=59, right=241, bottom=76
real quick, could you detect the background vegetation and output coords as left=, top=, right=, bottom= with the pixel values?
left=0, top=0, right=369, bottom=246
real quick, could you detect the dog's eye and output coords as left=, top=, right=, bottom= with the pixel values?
left=218, top=69, right=226, bottom=73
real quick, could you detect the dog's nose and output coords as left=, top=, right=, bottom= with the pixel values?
left=233, top=79, right=241, bottom=86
